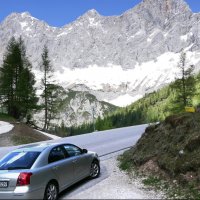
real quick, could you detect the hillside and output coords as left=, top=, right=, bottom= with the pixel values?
left=33, top=89, right=117, bottom=129
left=66, top=67, right=200, bottom=136
left=119, top=112, right=200, bottom=198
left=65, top=81, right=181, bottom=135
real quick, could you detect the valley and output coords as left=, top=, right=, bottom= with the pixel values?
left=0, top=0, right=200, bottom=199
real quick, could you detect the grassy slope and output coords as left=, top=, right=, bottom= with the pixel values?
left=119, top=112, right=200, bottom=198
left=0, top=113, right=16, bottom=122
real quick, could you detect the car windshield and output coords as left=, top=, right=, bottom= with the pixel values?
left=0, top=151, right=40, bottom=170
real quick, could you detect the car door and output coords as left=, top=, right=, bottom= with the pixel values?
left=63, top=144, right=91, bottom=182
left=48, top=145, right=74, bottom=190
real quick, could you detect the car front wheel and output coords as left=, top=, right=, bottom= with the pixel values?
left=90, top=161, right=100, bottom=178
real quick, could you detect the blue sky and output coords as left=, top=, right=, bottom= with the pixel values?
left=0, top=0, right=199, bottom=27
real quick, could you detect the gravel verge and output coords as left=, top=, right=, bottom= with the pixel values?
left=67, top=156, right=164, bottom=199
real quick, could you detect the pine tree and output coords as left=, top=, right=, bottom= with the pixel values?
left=40, top=46, right=64, bottom=130
left=45, top=84, right=66, bottom=130
left=173, top=51, right=196, bottom=111
left=0, top=37, right=38, bottom=120
left=40, top=45, right=54, bottom=130
left=0, top=37, right=16, bottom=117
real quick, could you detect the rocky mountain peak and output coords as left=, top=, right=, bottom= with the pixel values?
left=3, top=12, right=36, bottom=23
left=140, top=0, right=191, bottom=13
left=123, top=0, right=192, bottom=28
left=78, top=9, right=102, bottom=23
left=2, top=11, right=54, bottom=37
left=75, top=9, right=102, bottom=27
left=19, top=12, right=32, bottom=18
left=83, top=9, right=100, bottom=18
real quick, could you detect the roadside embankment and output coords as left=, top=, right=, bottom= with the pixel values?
left=119, top=112, right=200, bottom=199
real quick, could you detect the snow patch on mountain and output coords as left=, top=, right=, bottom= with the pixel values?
left=32, top=51, right=200, bottom=107
left=20, top=21, right=28, bottom=29
left=107, top=94, right=143, bottom=107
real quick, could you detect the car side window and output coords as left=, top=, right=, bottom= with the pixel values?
left=64, top=145, right=82, bottom=157
left=48, top=146, right=65, bottom=163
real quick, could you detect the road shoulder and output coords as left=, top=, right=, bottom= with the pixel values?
left=66, top=156, right=164, bottom=199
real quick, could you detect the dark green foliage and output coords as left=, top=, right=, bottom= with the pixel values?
left=172, top=51, right=196, bottom=112
left=40, top=45, right=52, bottom=130
left=0, top=113, right=15, bottom=122
left=67, top=123, right=95, bottom=136
left=41, top=84, right=66, bottom=130
left=52, top=122, right=95, bottom=137
left=142, top=176, right=162, bottom=187
left=118, top=151, right=133, bottom=171
left=0, top=37, right=38, bottom=120
left=40, top=45, right=63, bottom=130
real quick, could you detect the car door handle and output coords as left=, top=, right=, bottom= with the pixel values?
left=52, top=166, right=58, bottom=170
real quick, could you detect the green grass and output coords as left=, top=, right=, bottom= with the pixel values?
left=118, top=151, right=133, bottom=171
left=142, top=176, right=161, bottom=186
left=0, top=113, right=16, bottom=122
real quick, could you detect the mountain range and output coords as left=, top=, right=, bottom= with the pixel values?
left=0, top=0, right=200, bottom=126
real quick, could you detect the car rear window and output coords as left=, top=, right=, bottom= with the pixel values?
left=0, top=151, right=40, bottom=170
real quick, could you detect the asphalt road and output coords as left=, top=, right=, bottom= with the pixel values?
left=59, top=124, right=148, bottom=199
left=0, top=124, right=148, bottom=159
left=0, top=124, right=148, bottom=199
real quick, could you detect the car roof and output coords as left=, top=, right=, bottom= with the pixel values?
left=13, top=142, right=73, bottom=153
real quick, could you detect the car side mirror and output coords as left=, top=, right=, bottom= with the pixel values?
left=82, top=149, right=88, bottom=154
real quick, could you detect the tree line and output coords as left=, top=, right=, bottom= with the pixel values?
left=0, top=37, right=63, bottom=130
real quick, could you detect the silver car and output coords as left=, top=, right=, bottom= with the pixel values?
left=0, top=142, right=100, bottom=200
